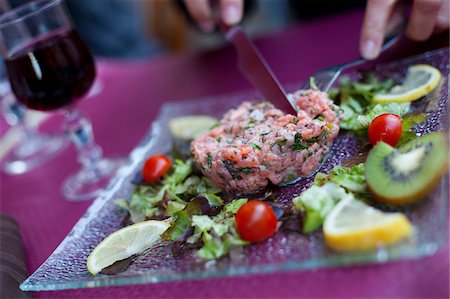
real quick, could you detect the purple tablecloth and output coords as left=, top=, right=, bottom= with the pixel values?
left=1, top=8, right=449, bottom=298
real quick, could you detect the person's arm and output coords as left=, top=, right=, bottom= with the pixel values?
left=360, top=0, right=449, bottom=60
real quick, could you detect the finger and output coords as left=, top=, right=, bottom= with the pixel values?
left=384, top=2, right=406, bottom=37
left=406, top=0, right=442, bottom=41
left=435, top=0, right=449, bottom=31
left=183, top=0, right=214, bottom=32
left=360, top=0, right=398, bottom=60
left=220, top=0, right=244, bottom=26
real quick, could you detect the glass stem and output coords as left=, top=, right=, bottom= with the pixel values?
left=3, top=99, right=40, bottom=144
left=18, top=120, right=37, bottom=140
left=64, top=109, right=103, bottom=170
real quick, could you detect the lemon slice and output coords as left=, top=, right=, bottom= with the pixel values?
left=323, top=195, right=413, bottom=252
left=169, top=115, right=218, bottom=140
left=373, top=64, right=441, bottom=103
left=87, top=220, right=169, bottom=275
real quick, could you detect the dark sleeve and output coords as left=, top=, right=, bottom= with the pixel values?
left=289, top=0, right=366, bottom=20
left=9, top=0, right=163, bottom=58
left=65, top=0, right=163, bottom=58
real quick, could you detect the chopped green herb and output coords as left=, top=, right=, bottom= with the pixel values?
left=276, top=139, right=287, bottom=147
left=250, top=143, right=262, bottom=150
left=223, top=160, right=242, bottom=180
left=260, top=132, right=270, bottom=136
left=309, top=76, right=319, bottom=90
left=287, top=173, right=297, bottom=181
left=292, top=132, right=308, bottom=151
left=238, top=167, right=253, bottom=174
left=306, top=137, right=319, bottom=144
left=207, top=153, right=212, bottom=168
left=315, top=115, right=325, bottom=121
left=209, top=123, right=220, bottom=130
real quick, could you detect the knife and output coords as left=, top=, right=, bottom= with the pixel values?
left=220, top=24, right=296, bottom=111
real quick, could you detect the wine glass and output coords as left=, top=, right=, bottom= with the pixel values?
left=0, top=0, right=122, bottom=201
left=0, top=62, right=68, bottom=175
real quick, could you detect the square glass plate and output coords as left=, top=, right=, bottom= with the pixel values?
left=21, top=48, right=449, bottom=291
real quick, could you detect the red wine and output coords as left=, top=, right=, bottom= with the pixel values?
left=5, top=29, right=95, bottom=111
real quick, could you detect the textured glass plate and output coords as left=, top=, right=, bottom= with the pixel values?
left=21, top=48, right=449, bottom=291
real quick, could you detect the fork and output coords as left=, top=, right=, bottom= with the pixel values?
left=303, top=21, right=406, bottom=93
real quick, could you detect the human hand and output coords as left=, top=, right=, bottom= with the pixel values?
left=182, top=0, right=244, bottom=32
left=360, top=0, right=449, bottom=60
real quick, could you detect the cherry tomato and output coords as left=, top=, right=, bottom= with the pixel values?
left=367, top=113, right=402, bottom=147
left=142, top=154, right=171, bottom=183
left=235, top=200, right=278, bottom=242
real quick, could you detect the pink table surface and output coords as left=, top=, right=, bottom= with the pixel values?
left=1, top=8, right=449, bottom=298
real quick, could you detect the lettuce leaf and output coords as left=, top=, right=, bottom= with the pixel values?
left=165, top=159, right=193, bottom=186
left=331, top=75, right=410, bottom=131
left=293, top=163, right=368, bottom=233
left=397, top=113, right=427, bottom=146
left=314, top=163, right=366, bottom=193
left=187, top=198, right=249, bottom=260
left=293, top=183, right=348, bottom=233
left=341, top=102, right=410, bottom=131
left=116, top=159, right=221, bottom=222
left=161, top=194, right=224, bottom=242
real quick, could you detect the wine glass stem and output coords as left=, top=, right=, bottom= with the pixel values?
left=64, top=110, right=103, bottom=170
left=3, top=99, right=43, bottom=144
left=19, top=121, right=37, bottom=140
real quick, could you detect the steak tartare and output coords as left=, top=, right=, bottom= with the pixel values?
left=191, top=89, right=342, bottom=193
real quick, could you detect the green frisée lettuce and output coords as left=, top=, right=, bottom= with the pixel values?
left=341, top=101, right=410, bottom=131
left=190, top=198, right=249, bottom=259
left=116, top=185, right=170, bottom=223
left=116, top=159, right=221, bottom=223
left=187, top=198, right=250, bottom=259
left=397, top=113, right=427, bottom=146
left=314, top=163, right=366, bottom=193
left=293, top=183, right=348, bottom=233
left=293, top=163, right=367, bottom=233
left=163, top=197, right=249, bottom=259
left=161, top=194, right=224, bottom=242
left=329, top=75, right=410, bottom=131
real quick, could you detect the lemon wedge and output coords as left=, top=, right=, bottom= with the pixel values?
left=373, top=64, right=441, bottom=103
left=169, top=115, right=218, bottom=140
left=87, top=220, right=169, bottom=275
left=323, top=195, right=413, bottom=252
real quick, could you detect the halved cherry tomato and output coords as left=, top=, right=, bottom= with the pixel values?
left=235, top=200, right=278, bottom=242
left=142, top=154, right=171, bottom=183
left=368, top=113, right=402, bottom=147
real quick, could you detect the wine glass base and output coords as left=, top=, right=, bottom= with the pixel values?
left=3, top=134, right=68, bottom=175
left=62, top=158, right=123, bottom=202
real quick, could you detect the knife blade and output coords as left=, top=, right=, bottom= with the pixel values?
left=220, top=24, right=296, bottom=111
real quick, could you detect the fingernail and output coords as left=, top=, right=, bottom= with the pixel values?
left=361, top=40, right=379, bottom=60
left=199, top=21, right=214, bottom=33
left=224, top=4, right=241, bottom=25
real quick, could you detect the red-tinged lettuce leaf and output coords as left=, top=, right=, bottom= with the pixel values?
left=100, top=256, right=136, bottom=275
left=161, top=194, right=223, bottom=242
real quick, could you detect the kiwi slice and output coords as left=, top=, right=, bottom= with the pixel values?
left=365, top=132, right=448, bottom=205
